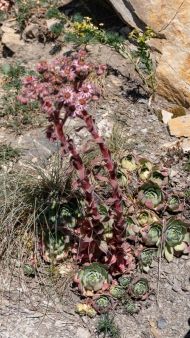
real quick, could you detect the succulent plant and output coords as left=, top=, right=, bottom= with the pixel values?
left=139, top=248, right=157, bottom=272
left=138, top=159, right=153, bottom=181
left=93, top=295, right=112, bottom=313
left=121, top=154, right=137, bottom=172
left=110, top=285, right=125, bottom=299
left=138, top=182, right=163, bottom=210
left=75, top=263, right=109, bottom=296
left=150, top=167, right=168, bottom=186
left=126, top=217, right=139, bottom=237
left=42, top=200, right=79, bottom=228
left=75, top=303, right=97, bottom=318
left=167, top=195, right=182, bottom=213
left=43, top=231, right=69, bottom=263
left=144, top=222, right=162, bottom=246
left=163, top=219, right=190, bottom=262
left=23, top=264, right=36, bottom=277
left=118, top=275, right=132, bottom=289
left=129, top=278, right=149, bottom=300
left=137, top=210, right=159, bottom=227
left=123, top=298, right=140, bottom=314
left=117, top=168, right=128, bottom=187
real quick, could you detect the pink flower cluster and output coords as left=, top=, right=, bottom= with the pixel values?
left=0, top=0, right=11, bottom=12
left=17, top=50, right=106, bottom=119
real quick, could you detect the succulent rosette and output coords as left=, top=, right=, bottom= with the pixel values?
left=75, top=303, right=97, bottom=318
left=117, top=167, right=128, bottom=187
left=43, top=231, right=69, bottom=263
left=163, top=219, right=190, bottom=262
left=118, top=275, right=132, bottom=289
left=138, top=182, right=163, bottom=210
left=143, top=222, right=162, bottom=246
left=121, top=154, right=137, bottom=172
left=93, top=295, right=112, bottom=313
left=150, top=167, right=168, bottom=186
left=167, top=195, right=183, bottom=213
left=137, top=210, right=159, bottom=227
left=110, top=285, right=125, bottom=299
left=126, top=217, right=139, bottom=237
left=74, top=263, right=109, bottom=296
left=138, top=159, right=153, bottom=181
left=139, top=248, right=157, bottom=272
left=23, top=264, right=36, bottom=277
left=122, top=298, right=140, bottom=314
left=129, top=278, right=149, bottom=300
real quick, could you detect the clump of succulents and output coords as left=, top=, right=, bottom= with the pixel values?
left=138, top=159, right=153, bottom=181
left=129, top=278, right=149, bottom=300
left=163, top=219, right=190, bottom=262
left=42, top=200, right=79, bottom=228
left=74, top=263, right=109, bottom=296
left=138, top=182, right=163, bottom=210
left=110, top=285, right=125, bottom=299
left=75, top=303, right=97, bottom=318
left=42, top=231, right=69, bottom=263
left=139, top=248, right=157, bottom=272
left=93, top=295, right=112, bottom=313
left=121, top=154, right=137, bottom=172
left=118, top=275, right=132, bottom=289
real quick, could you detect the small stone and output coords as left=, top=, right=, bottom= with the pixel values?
left=22, top=23, right=39, bottom=41
left=168, top=116, right=190, bottom=137
left=161, top=109, right=173, bottom=124
left=181, top=138, right=190, bottom=153
left=76, top=327, right=91, bottom=338
left=2, top=28, right=24, bottom=53
left=157, top=317, right=167, bottom=330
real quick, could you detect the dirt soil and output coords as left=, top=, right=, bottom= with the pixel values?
left=0, top=14, right=190, bottom=338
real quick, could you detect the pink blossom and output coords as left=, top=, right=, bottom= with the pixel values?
left=17, top=95, right=28, bottom=105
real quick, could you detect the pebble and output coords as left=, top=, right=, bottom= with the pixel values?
left=157, top=317, right=167, bottom=330
left=76, top=327, right=91, bottom=338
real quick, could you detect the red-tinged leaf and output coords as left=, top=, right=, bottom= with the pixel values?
left=99, top=241, right=109, bottom=254
left=109, top=255, right=117, bottom=265
left=145, top=200, right=154, bottom=209
left=95, top=174, right=109, bottom=182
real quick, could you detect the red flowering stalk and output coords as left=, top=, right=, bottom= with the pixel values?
left=18, top=50, right=128, bottom=272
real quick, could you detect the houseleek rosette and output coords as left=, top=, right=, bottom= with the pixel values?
left=137, top=209, right=159, bottom=227
left=144, top=222, right=162, bottom=246
left=138, top=182, right=163, bottom=210
left=129, top=278, right=149, bottom=300
left=122, top=298, right=140, bottom=314
left=126, top=217, right=139, bottom=237
left=121, top=154, right=137, bottom=172
left=150, top=167, right=168, bottom=186
left=93, top=295, right=112, bottom=313
left=163, top=219, right=190, bottom=262
left=75, top=303, right=97, bottom=318
left=118, top=275, right=132, bottom=289
left=138, top=159, right=153, bottom=181
left=75, top=263, right=109, bottom=296
left=139, top=248, right=157, bottom=272
left=43, top=231, right=69, bottom=263
left=110, top=285, right=125, bottom=299
left=167, top=195, right=182, bottom=213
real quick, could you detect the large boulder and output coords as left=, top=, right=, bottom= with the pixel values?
left=108, top=0, right=190, bottom=107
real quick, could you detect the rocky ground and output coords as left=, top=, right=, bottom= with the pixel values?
left=0, top=2, right=190, bottom=338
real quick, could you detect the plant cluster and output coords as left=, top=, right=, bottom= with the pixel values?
left=1, top=63, right=43, bottom=132
left=65, top=16, right=124, bottom=49
left=18, top=51, right=190, bottom=317
left=129, top=27, right=156, bottom=90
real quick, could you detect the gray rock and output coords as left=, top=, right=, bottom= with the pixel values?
left=76, top=327, right=91, bottom=338
left=157, top=317, right=167, bottom=330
